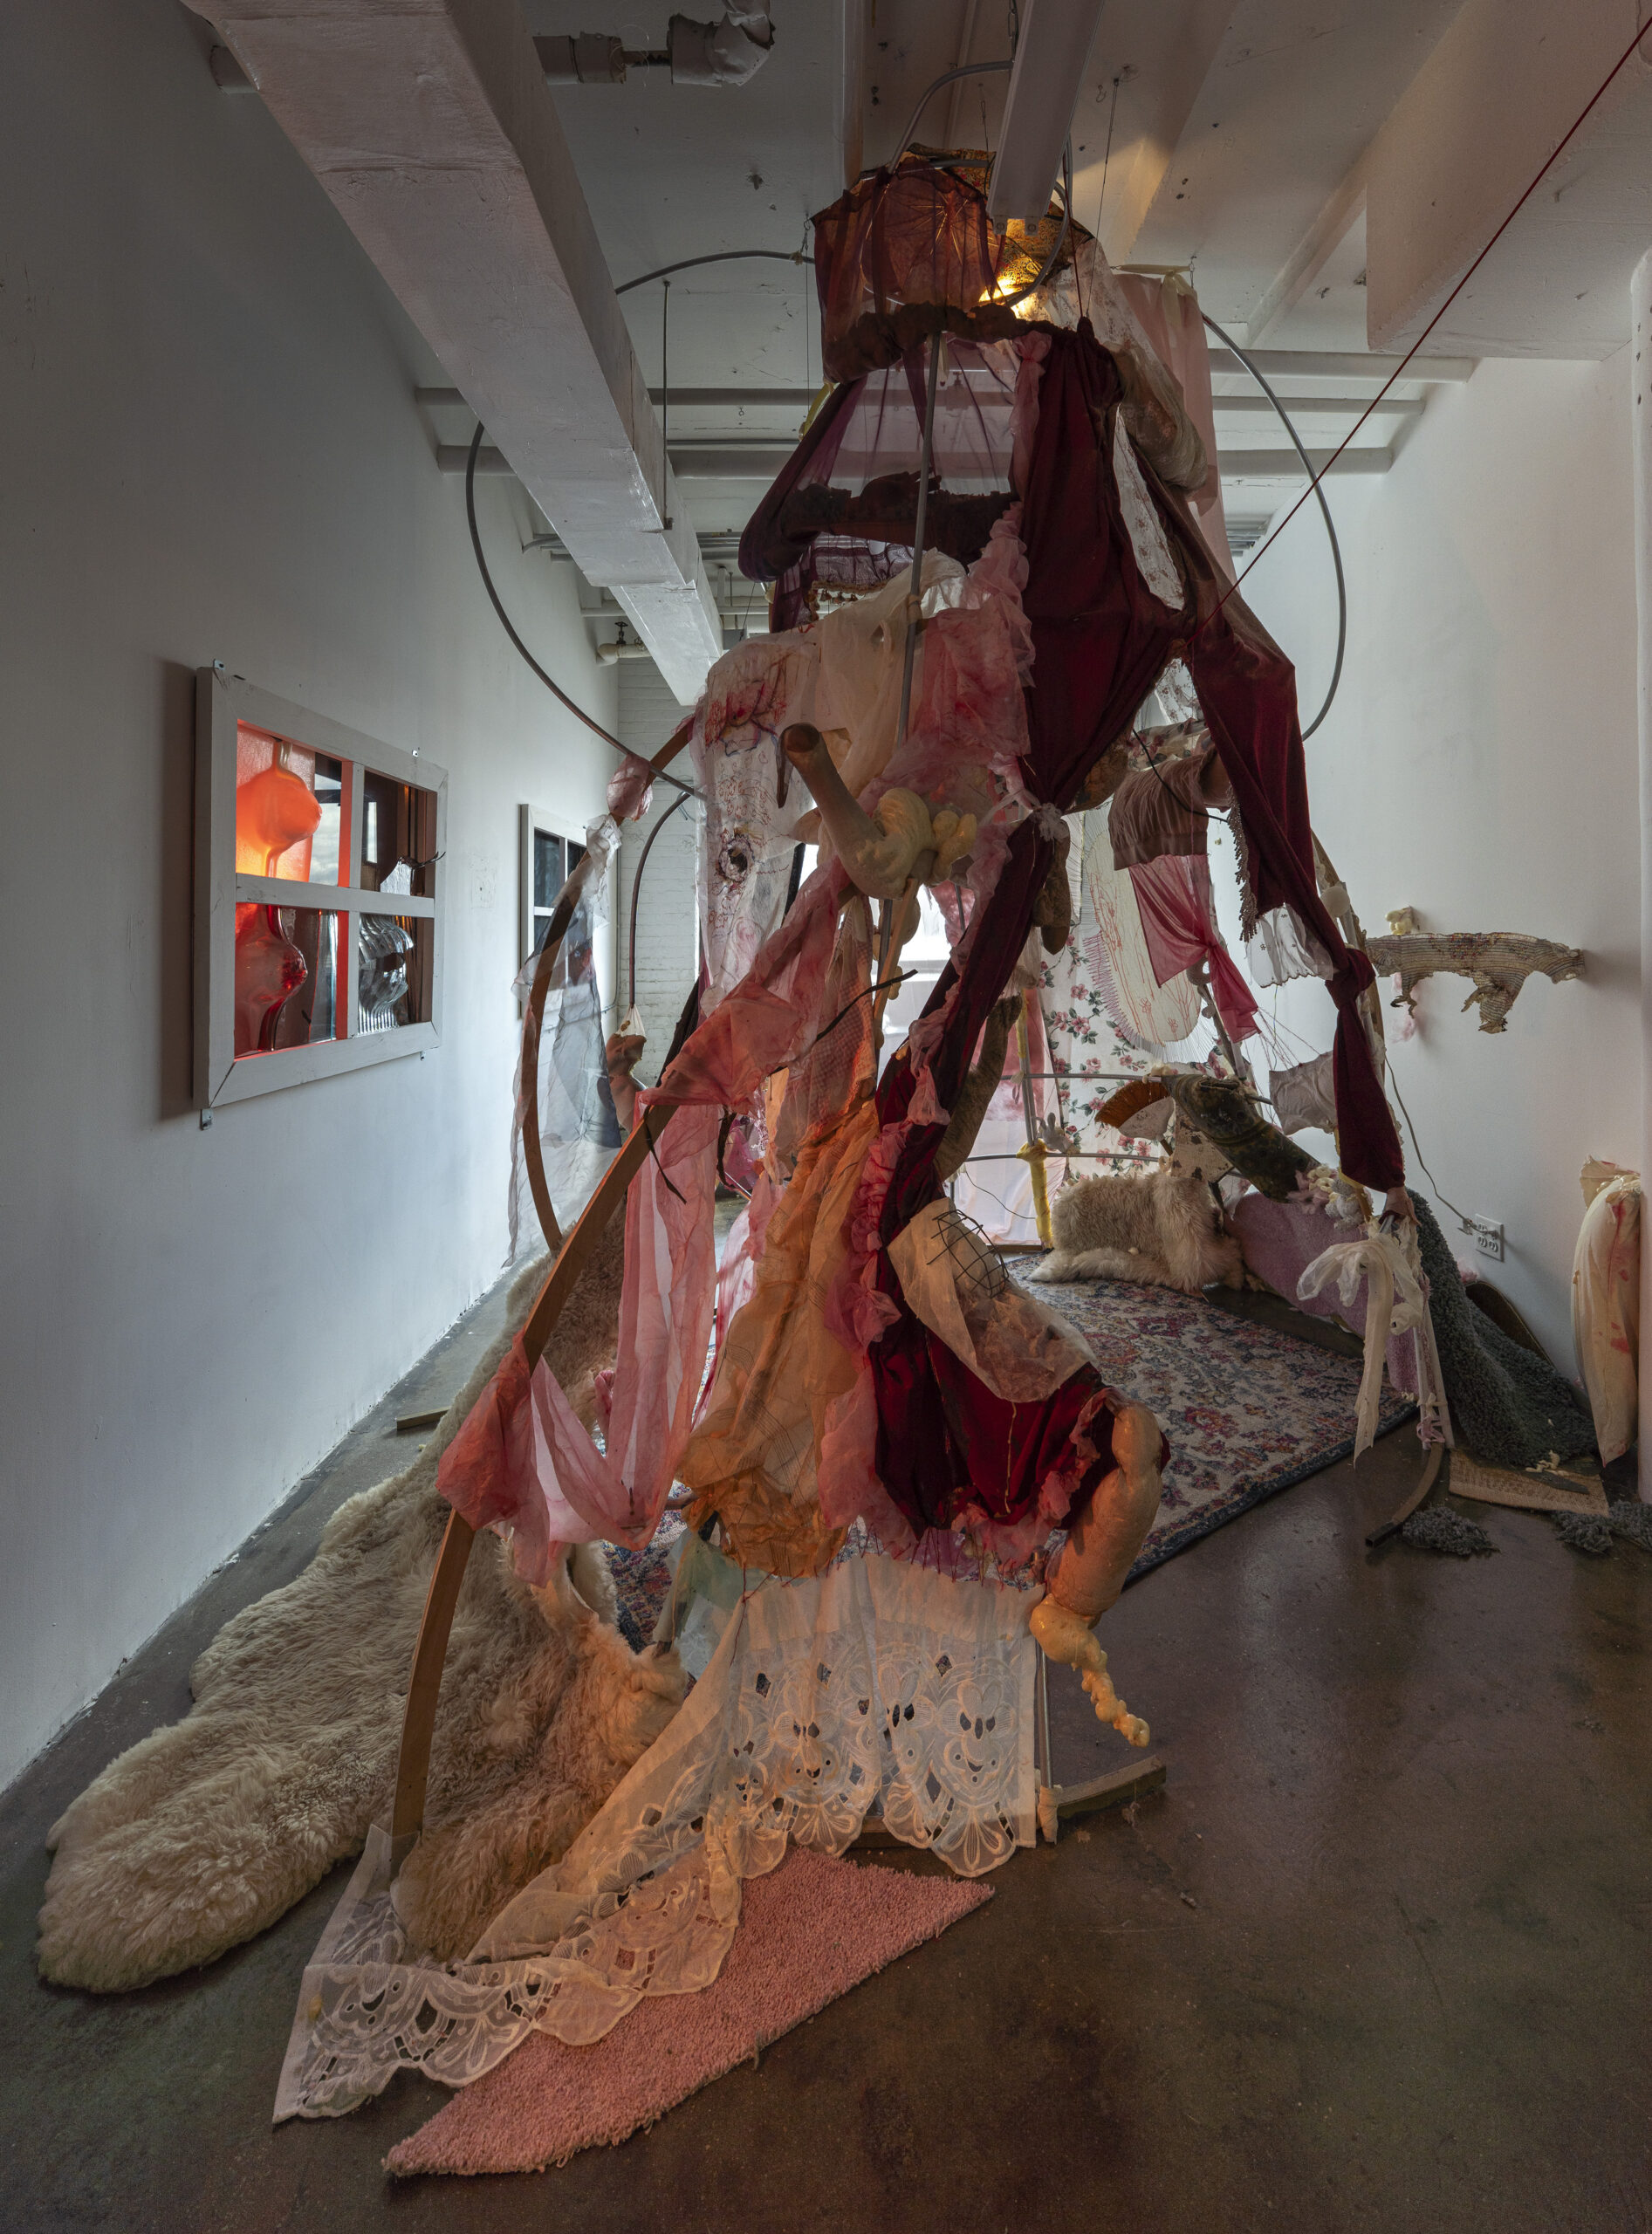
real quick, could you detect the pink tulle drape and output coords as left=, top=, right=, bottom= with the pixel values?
left=437, top=1102, right=720, bottom=1582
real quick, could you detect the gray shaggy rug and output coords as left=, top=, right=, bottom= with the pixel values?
left=37, top=1235, right=678, bottom=1992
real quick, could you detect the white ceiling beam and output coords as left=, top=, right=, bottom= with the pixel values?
left=1210, top=393, right=1422, bottom=418
left=1220, top=449, right=1391, bottom=478
left=1075, top=0, right=1236, bottom=266
left=1243, top=158, right=1369, bottom=349
left=183, top=0, right=721, bottom=702
left=987, top=0, right=1108, bottom=223
left=1362, top=0, right=1652, bottom=359
left=1207, top=346, right=1476, bottom=382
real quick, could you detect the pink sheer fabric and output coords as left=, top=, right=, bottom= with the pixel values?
left=648, top=863, right=847, bottom=1114
left=438, top=1102, right=720, bottom=1582
left=656, top=510, right=1038, bottom=1120
left=703, top=1171, right=782, bottom=1418
left=1127, top=855, right=1258, bottom=1045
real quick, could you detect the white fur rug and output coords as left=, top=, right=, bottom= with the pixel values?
left=38, top=1244, right=679, bottom=1992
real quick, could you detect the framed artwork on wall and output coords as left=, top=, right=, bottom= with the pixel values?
left=194, top=668, right=447, bottom=1108
left=518, top=802, right=614, bottom=1017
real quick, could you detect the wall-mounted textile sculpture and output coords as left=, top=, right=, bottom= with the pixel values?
left=1365, top=928, right=1585, bottom=1033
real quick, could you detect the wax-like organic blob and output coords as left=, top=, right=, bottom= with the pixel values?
left=233, top=904, right=308, bottom=1053
left=1029, top=1599, right=1149, bottom=1747
left=1032, top=1399, right=1162, bottom=1744
left=236, top=763, right=322, bottom=877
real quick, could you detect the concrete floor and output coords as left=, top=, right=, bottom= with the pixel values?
left=3, top=1272, right=1650, bottom=2234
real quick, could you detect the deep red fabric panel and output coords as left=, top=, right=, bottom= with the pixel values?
left=867, top=332, right=1177, bottom=1538
left=873, top=1324, right=1114, bottom=1538
left=1172, top=512, right=1402, bottom=1186
left=866, top=324, right=1401, bottom=1545
left=737, top=376, right=862, bottom=586
left=1128, top=856, right=1260, bottom=1045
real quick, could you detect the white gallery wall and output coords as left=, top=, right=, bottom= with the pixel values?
left=1233, top=351, right=1642, bottom=1366
left=0, top=0, right=618, bottom=1787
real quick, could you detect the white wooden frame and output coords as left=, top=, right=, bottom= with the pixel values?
left=518, top=801, right=615, bottom=1021
left=194, top=668, right=447, bottom=1108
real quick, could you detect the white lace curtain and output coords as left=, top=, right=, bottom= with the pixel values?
left=277, top=1552, right=1038, bottom=2121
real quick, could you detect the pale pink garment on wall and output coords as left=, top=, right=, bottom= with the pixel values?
left=1573, top=1169, right=1641, bottom=1464
left=1081, top=845, right=1203, bottom=1047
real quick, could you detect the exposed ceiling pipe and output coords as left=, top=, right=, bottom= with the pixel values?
left=986, top=0, right=1107, bottom=224
left=537, top=5, right=773, bottom=89
left=182, top=0, right=723, bottom=700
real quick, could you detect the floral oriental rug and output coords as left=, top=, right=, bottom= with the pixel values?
left=1008, top=1265, right=1417, bottom=1580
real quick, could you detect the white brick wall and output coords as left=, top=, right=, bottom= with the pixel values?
left=614, top=662, right=703, bottom=1085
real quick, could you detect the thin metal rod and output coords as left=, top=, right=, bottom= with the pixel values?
left=1037, top=1649, right=1054, bottom=1792
left=616, top=249, right=806, bottom=295
left=894, top=58, right=1011, bottom=166
left=1200, top=312, right=1346, bottom=740
left=954, top=1150, right=1149, bottom=1164
left=660, top=279, right=672, bottom=530
left=893, top=333, right=945, bottom=761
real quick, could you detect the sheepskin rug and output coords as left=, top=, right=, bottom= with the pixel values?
left=37, top=1236, right=680, bottom=1992
left=1031, top=1168, right=1244, bottom=1295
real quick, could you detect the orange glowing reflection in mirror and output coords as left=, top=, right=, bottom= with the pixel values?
left=234, top=723, right=350, bottom=883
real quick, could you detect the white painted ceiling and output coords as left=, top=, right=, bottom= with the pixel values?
left=501, top=0, right=1652, bottom=546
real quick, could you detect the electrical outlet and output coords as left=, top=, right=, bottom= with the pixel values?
left=1469, top=1217, right=1504, bottom=1263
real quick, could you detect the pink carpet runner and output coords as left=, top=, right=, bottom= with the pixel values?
left=385, top=1848, right=992, bottom=2177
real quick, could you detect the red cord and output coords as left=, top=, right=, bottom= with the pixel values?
left=1208, top=17, right=1652, bottom=624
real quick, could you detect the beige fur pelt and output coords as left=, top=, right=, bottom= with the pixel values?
left=1030, top=1168, right=1244, bottom=1295
left=37, top=1242, right=673, bottom=1991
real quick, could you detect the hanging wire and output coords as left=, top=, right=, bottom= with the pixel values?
left=1206, top=16, right=1652, bottom=633
left=1385, top=1052, right=1477, bottom=1232
left=463, top=424, right=701, bottom=798
left=893, top=58, right=1011, bottom=165
left=1095, top=71, right=1121, bottom=243
left=660, top=278, right=673, bottom=531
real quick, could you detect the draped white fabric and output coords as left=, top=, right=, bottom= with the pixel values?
left=276, top=1553, right=1038, bottom=2121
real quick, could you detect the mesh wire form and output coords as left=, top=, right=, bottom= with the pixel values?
left=812, top=150, right=1080, bottom=384
left=744, top=152, right=1086, bottom=629
left=742, top=339, right=1022, bottom=628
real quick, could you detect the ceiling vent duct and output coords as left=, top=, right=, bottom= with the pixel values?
left=537, top=6, right=773, bottom=89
